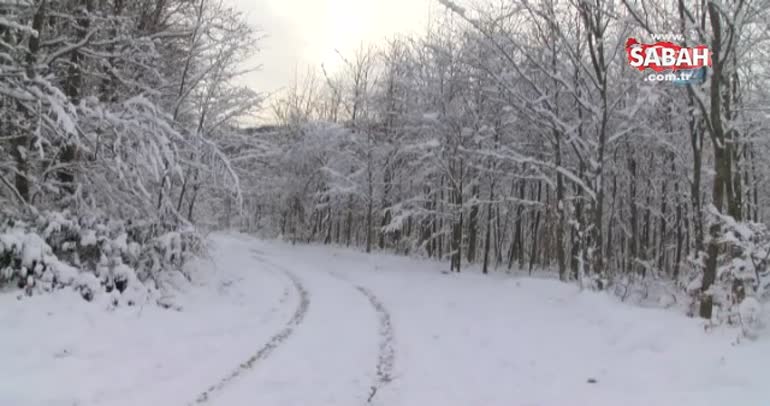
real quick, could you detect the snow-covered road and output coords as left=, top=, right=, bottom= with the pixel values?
left=2, top=233, right=770, bottom=406
left=199, top=246, right=391, bottom=406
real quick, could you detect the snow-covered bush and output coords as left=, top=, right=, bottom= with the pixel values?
left=0, top=223, right=84, bottom=296
left=739, top=296, right=762, bottom=339
left=0, top=211, right=203, bottom=305
left=686, top=209, right=769, bottom=334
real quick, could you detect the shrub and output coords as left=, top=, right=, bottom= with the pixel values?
left=0, top=211, right=202, bottom=306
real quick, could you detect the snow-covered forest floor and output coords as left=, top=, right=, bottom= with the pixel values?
left=2, top=233, right=769, bottom=406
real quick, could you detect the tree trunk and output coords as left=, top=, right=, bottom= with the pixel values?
left=701, top=2, right=728, bottom=319
left=450, top=174, right=463, bottom=273
left=628, top=151, right=639, bottom=275
left=61, top=0, right=95, bottom=194
left=467, top=183, right=479, bottom=262
left=658, top=156, right=670, bottom=274
left=345, top=196, right=353, bottom=247
left=379, top=163, right=392, bottom=250
left=555, top=136, right=567, bottom=280
left=482, top=183, right=494, bottom=274
left=12, top=0, right=49, bottom=203
left=528, top=181, right=542, bottom=274
left=508, top=179, right=526, bottom=270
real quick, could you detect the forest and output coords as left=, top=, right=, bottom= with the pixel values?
left=1, top=0, right=769, bottom=327
left=247, top=0, right=770, bottom=324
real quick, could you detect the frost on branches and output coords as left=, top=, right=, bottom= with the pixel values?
left=0, top=0, right=259, bottom=305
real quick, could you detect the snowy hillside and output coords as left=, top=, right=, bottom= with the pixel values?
left=2, top=234, right=768, bottom=406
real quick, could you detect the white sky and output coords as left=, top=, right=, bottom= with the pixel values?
left=229, top=0, right=437, bottom=98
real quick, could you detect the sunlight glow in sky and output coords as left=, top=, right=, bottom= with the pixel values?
left=230, top=0, right=434, bottom=97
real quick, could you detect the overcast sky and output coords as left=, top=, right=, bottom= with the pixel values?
left=229, top=0, right=436, bottom=99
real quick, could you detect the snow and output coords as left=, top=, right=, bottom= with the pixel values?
left=0, top=16, right=39, bottom=37
left=2, top=233, right=770, bottom=406
left=0, top=227, right=84, bottom=290
left=80, top=230, right=98, bottom=247
left=0, top=228, right=50, bottom=268
left=739, top=297, right=762, bottom=339
left=0, top=235, right=292, bottom=406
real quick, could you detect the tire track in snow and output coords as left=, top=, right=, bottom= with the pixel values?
left=324, top=268, right=396, bottom=404
left=355, top=285, right=395, bottom=404
left=193, top=256, right=310, bottom=404
left=257, top=254, right=396, bottom=404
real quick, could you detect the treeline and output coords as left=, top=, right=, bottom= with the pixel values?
left=0, top=0, right=258, bottom=302
left=241, top=0, right=770, bottom=323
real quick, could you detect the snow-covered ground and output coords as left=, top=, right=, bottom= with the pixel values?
left=2, top=233, right=769, bottom=406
